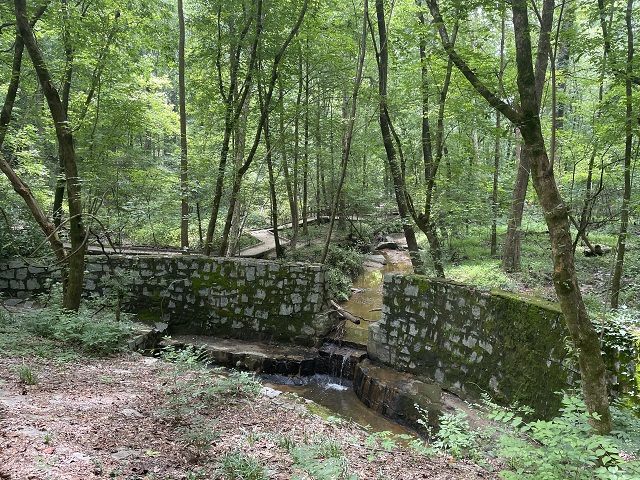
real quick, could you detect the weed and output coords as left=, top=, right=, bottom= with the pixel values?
left=243, top=428, right=261, bottom=447
left=15, top=360, right=37, bottom=385
left=276, top=434, right=296, bottom=451
left=178, top=417, right=220, bottom=458
left=416, top=394, right=640, bottom=479
left=17, top=303, right=133, bottom=356
left=216, top=450, right=270, bottom=480
left=290, top=441, right=355, bottom=480
left=287, top=244, right=363, bottom=300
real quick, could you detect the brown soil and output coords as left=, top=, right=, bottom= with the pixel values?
left=0, top=354, right=498, bottom=480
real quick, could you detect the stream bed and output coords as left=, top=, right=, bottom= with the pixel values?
left=261, top=250, right=416, bottom=437
left=261, top=374, right=414, bottom=437
left=341, top=250, right=413, bottom=345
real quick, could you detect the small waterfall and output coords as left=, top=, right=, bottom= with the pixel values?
left=316, top=342, right=367, bottom=381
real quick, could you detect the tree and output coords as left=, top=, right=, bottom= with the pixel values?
left=202, top=0, right=263, bottom=255
left=426, top=0, right=612, bottom=434
left=14, top=0, right=87, bottom=311
left=610, top=0, right=634, bottom=309
left=320, top=0, right=368, bottom=264
left=373, top=0, right=425, bottom=274
left=178, top=0, right=189, bottom=250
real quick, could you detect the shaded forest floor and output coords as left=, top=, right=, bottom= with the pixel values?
left=0, top=352, right=498, bottom=480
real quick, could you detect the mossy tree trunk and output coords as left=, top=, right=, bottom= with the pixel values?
left=426, top=0, right=612, bottom=434
left=16, top=0, right=87, bottom=311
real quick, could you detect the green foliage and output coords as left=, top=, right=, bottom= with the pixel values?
left=287, top=244, right=363, bottom=301
left=416, top=394, right=640, bottom=479
left=290, top=438, right=356, bottom=480
left=416, top=406, right=483, bottom=460
left=18, top=304, right=134, bottom=356
left=492, top=396, right=640, bottom=480
left=216, top=451, right=270, bottom=480
left=363, top=430, right=415, bottom=461
left=15, top=361, right=38, bottom=385
left=158, top=344, right=261, bottom=423
left=178, top=416, right=220, bottom=459
left=447, top=261, right=516, bottom=291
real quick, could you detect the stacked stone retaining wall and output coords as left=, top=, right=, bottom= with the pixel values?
left=370, top=274, right=635, bottom=419
left=0, top=255, right=335, bottom=347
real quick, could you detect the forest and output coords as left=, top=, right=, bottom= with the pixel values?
left=1, top=0, right=640, bottom=471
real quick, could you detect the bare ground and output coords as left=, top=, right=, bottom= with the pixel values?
left=0, top=353, right=499, bottom=480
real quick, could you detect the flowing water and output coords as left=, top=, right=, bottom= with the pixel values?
left=261, top=374, right=413, bottom=436
left=341, top=251, right=413, bottom=345
left=262, top=250, right=416, bottom=437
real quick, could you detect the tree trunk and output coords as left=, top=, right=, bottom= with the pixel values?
left=16, top=0, right=87, bottom=311
left=502, top=135, right=528, bottom=272
left=610, top=0, right=634, bottom=309
left=374, top=0, right=424, bottom=274
left=204, top=2, right=262, bottom=255
left=178, top=0, right=189, bottom=250
left=1, top=6, right=66, bottom=266
left=426, top=0, right=612, bottom=434
left=512, top=0, right=611, bottom=434
left=260, top=83, right=282, bottom=257
left=413, top=4, right=453, bottom=278
left=491, top=14, right=506, bottom=257
left=501, top=0, right=554, bottom=272
left=218, top=0, right=308, bottom=257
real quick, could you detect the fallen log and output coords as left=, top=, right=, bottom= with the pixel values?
left=330, top=300, right=362, bottom=324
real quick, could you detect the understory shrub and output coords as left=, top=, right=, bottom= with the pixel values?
left=287, top=244, right=363, bottom=300
left=418, top=394, right=640, bottom=479
left=18, top=302, right=133, bottom=355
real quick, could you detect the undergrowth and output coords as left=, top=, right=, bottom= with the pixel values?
left=286, top=244, right=363, bottom=301
left=415, top=393, right=640, bottom=479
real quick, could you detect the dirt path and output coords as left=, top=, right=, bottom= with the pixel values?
left=0, top=354, right=498, bottom=479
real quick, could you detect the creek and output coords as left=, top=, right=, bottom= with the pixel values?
left=341, top=250, right=413, bottom=345
left=261, top=374, right=412, bottom=436
left=262, top=250, right=416, bottom=437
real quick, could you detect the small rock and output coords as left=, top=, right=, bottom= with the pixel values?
left=365, top=254, right=387, bottom=265
left=111, top=449, right=139, bottom=461
left=375, top=241, right=398, bottom=251
left=260, top=386, right=282, bottom=398
left=3, top=298, right=22, bottom=307
left=120, top=408, right=143, bottom=418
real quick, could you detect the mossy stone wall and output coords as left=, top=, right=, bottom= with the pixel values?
left=0, top=255, right=335, bottom=347
left=370, top=274, right=575, bottom=418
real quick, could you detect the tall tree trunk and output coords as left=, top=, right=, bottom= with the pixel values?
left=610, top=0, right=634, bottom=309
left=413, top=3, right=453, bottom=278
left=225, top=96, right=250, bottom=256
left=302, top=52, right=310, bottom=237
left=260, top=83, right=282, bottom=257
left=218, top=0, right=308, bottom=256
left=204, top=2, right=262, bottom=255
left=178, top=0, right=189, bottom=250
left=502, top=134, right=528, bottom=272
left=16, top=0, right=87, bottom=311
left=426, top=0, right=612, bottom=434
left=320, top=0, right=367, bottom=264
left=513, top=0, right=611, bottom=435
left=374, top=0, right=424, bottom=274
left=501, top=0, right=554, bottom=272
left=491, top=13, right=506, bottom=257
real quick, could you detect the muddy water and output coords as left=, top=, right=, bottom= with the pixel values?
left=341, top=250, right=413, bottom=345
left=261, top=251, right=415, bottom=437
left=262, top=374, right=413, bottom=437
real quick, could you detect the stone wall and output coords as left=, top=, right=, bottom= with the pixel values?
left=369, top=275, right=576, bottom=418
left=0, top=255, right=335, bottom=347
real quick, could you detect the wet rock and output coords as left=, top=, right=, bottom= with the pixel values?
left=375, top=241, right=398, bottom=251
left=365, top=255, right=387, bottom=265
left=353, top=359, right=443, bottom=433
